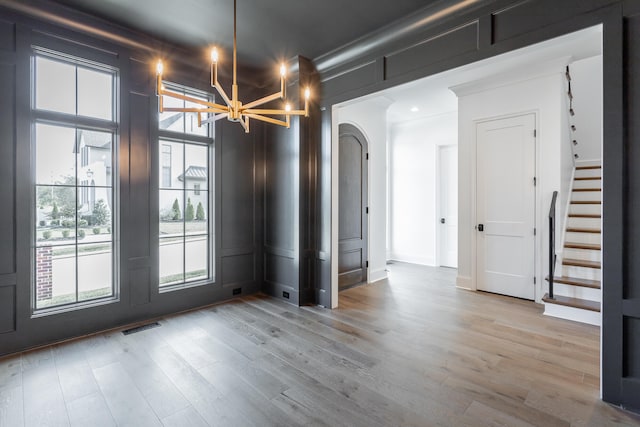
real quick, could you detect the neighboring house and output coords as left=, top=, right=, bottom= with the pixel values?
left=78, top=129, right=112, bottom=216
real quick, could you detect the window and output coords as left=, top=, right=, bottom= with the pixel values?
left=158, top=84, right=213, bottom=289
left=161, top=144, right=172, bottom=188
left=33, top=51, right=118, bottom=311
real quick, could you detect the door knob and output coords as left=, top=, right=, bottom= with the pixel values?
left=478, top=224, right=484, bottom=232
left=440, top=218, right=445, bottom=224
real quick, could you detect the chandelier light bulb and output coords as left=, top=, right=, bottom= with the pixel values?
left=156, top=60, right=163, bottom=75
left=285, top=103, right=292, bottom=112
left=211, top=47, right=219, bottom=63
left=280, top=64, right=287, bottom=77
left=304, top=87, right=310, bottom=100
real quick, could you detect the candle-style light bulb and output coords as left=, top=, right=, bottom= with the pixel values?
left=304, top=87, right=311, bottom=100
left=285, top=103, right=292, bottom=112
left=211, top=47, right=218, bottom=64
left=156, top=61, right=163, bottom=75
left=280, top=64, right=286, bottom=78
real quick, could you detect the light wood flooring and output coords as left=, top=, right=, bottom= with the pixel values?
left=2, top=262, right=640, bottom=426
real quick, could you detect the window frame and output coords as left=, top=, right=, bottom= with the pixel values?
left=157, top=82, right=215, bottom=292
left=30, top=47, right=120, bottom=316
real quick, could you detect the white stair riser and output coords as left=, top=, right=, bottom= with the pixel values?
left=562, top=265, right=601, bottom=281
left=567, top=217, right=601, bottom=228
left=543, top=303, right=601, bottom=326
left=573, top=179, right=602, bottom=189
left=565, top=231, right=601, bottom=245
left=571, top=191, right=602, bottom=202
left=551, top=283, right=601, bottom=301
left=574, top=168, right=602, bottom=178
left=576, top=160, right=602, bottom=167
left=569, top=204, right=601, bottom=215
left=563, top=248, right=601, bottom=262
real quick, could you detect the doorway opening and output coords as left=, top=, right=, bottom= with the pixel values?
left=331, top=24, right=603, bottom=323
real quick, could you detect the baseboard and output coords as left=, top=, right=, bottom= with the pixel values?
left=456, top=275, right=472, bottom=290
left=368, top=268, right=388, bottom=283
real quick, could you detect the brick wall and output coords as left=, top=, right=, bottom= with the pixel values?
left=36, top=246, right=52, bottom=301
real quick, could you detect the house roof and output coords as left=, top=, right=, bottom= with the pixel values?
left=78, top=130, right=111, bottom=149
left=178, top=166, right=207, bottom=181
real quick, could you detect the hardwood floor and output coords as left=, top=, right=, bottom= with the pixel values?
left=2, top=262, right=640, bottom=426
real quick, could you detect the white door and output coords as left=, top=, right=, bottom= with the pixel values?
left=439, top=145, right=458, bottom=268
left=476, top=114, right=536, bottom=300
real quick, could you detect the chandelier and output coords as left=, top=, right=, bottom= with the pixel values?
left=155, top=0, right=310, bottom=133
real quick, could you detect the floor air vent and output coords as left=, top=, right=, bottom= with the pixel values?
left=122, top=322, right=160, bottom=335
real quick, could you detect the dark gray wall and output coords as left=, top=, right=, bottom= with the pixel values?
left=262, top=56, right=320, bottom=306
left=0, top=4, right=265, bottom=356
left=311, top=0, right=636, bottom=412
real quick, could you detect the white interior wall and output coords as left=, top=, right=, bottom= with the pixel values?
left=452, top=64, right=566, bottom=302
left=389, top=113, right=457, bottom=265
left=571, top=55, right=603, bottom=162
left=334, top=98, right=392, bottom=285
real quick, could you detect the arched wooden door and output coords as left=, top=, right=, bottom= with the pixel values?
left=338, top=124, right=368, bottom=290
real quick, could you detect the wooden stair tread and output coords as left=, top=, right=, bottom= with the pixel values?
left=545, top=275, right=601, bottom=289
left=566, top=227, right=601, bottom=234
left=563, top=258, right=601, bottom=269
left=574, top=176, right=601, bottom=180
left=576, top=165, right=602, bottom=170
left=570, top=200, right=601, bottom=205
left=572, top=188, right=601, bottom=192
left=568, top=213, right=601, bottom=218
left=542, top=293, right=600, bottom=312
left=565, top=242, right=601, bottom=250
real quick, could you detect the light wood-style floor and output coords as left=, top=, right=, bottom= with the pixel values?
left=1, top=262, right=640, bottom=426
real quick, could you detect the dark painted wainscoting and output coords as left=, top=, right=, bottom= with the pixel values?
left=263, top=56, right=321, bottom=307
left=0, top=5, right=265, bottom=356
left=311, top=0, right=637, bottom=413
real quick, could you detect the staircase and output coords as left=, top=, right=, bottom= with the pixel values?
left=543, top=163, right=601, bottom=326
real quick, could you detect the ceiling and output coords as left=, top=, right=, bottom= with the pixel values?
left=340, top=25, right=603, bottom=125
left=50, top=0, right=440, bottom=67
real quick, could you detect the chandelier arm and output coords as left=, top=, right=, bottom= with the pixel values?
left=212, top=81, right=232, bottom=108
left=244, top=108, right=306, bottom=116
left=162, top=107, right=228, bottom=113
left=200, top=112, right=230, bottom=125
left=159, top=87, right=228, bottom=111
left=245, top=113, right=290, bottom=128
left=239, top=115, right=249, bottom=133
left=241, top=91, right=284, bottom=110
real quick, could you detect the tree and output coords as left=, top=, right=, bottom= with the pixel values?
left=171, top=198, right=181, bottom=220
left=51, top=202, right=59, bottom=219
left=185, top=198, right=195, bottom=221
left=92, top=199, right=110, bottom=226
left=196, top=202, right=205, bottom=221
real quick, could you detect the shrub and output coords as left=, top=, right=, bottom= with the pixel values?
left=78, top=219, right=88, bottom=227
left=93, top=227, right=100, bottom=235
left=78, top=229, right=86, bottom=238
left=107, top=227, right=111, bottom=233
left=51, top=202, right=59, bottom=219
left=171, top=198, right=181, bottom=221
left=51, top=219, right=60, bottom=226
left=42, top=231, right=51, bottom=240
left=62, top=219, right=75, bottom=228
left=185, top=198, right=195, bottom=221
left=62, top=229, right=70, bottom=238
left=39, top=220, right=46, bottom=227
left=196, top=202, right=205, bottom=221
left=92, top=199, right=110, bottom=226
